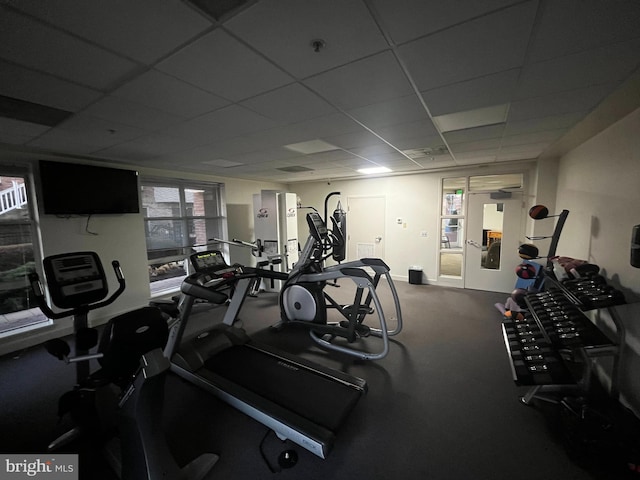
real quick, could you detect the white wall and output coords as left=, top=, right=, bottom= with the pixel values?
left=555, top=107, right=640, bottom=302
left=554, top=107, right=640, bottom=415
left=289, top=162, right=539, bottom=284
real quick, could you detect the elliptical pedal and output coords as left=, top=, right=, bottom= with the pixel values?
left=338, top=321, right=371, bottom=338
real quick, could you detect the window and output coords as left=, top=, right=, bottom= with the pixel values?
left=141, top=178, right=226, bottom=296
left=440, top=177, right=465, bottom=276
left=0, top=167, right=48, bottom=335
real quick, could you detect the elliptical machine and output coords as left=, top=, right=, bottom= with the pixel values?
left=30, top=251, right=217, bottom=479
left=276, top=195, right=403, bottom=360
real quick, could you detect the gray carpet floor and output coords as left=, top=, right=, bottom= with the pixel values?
left=0, top=281, right=620, bottom=479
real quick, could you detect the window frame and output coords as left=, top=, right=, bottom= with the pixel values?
left=140, top=176, right=227, bottom=296
left=0, top=163, right=49, bottom=336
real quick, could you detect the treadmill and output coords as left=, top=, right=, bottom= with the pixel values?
left=164, top=250, right=367, bottom=459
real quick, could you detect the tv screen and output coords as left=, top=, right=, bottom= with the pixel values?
left=39, top=160, right=140, bottom=215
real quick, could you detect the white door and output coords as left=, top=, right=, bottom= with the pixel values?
left=464, top=193, right=522, bottom=293
left=347, top=196, right=385, bottom=260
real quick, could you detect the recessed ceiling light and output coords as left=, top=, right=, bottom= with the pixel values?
left=432, top=104, right=509, bottom=133
left=283, top=139, right=339, bottom=154
left=357, top=166, right=392, bottom=175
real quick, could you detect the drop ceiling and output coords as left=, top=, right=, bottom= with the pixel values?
left=1, top=0, right=639, bottom=183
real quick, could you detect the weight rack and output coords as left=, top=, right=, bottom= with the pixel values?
left=502, top=275, right=621, bottom=405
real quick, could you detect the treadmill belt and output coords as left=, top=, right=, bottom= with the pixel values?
left=203, top=345, right=362, bottom=431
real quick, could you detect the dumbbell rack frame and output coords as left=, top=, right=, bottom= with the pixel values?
left=502, top=275, right=621, bottom=405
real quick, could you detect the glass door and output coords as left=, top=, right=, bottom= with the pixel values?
left=438, top=173, right=524, bottom=291
left=464, top=193, right=522, bottom=293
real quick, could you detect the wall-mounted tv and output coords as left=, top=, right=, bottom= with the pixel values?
left=39, top=160, right=140, bottom=215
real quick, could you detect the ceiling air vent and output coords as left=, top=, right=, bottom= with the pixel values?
left=403, top=145, right=449, bottom=160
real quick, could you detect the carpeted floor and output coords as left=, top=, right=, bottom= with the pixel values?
left=0, top=281, right=623, bottom=479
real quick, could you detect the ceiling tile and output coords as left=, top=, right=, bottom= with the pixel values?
left=508, top=84, right=613, bottom=122
left=282, top=112, right=364, bottom=140
left=515, top=40, right=640, bottom=101
left=0, top=117, right=49, bottom=138
left=527, top=0, right=640, bottom=64
left=448, top=138, right=502, bottom=154
left=348, top=144, right=399, bottom=159
left=347, top=94, right=429, bottom=128
left=29, top=115, right=145, bottom=153
left=112, top=69, right=230, bottom=118
left=1, top=0, right=638, bottom=182
left=501, top=129, right=567, bottom=147
left=504, top=112, right=585, bottom=136
left=156, top=29, right=294, bottom=101
left=421, top=69, right=520, bottom=116
left=0, top=9, right=137, bottom=90
left=453, top=150, right=499, bottom=161
left=0, top=61, right=102, bottom=112
left=369, top=0, right=523, bottom=45
left=0, top=131, right=36, bottom=145
left=443, top=124, right=505, bottom=144
left=322, top=129, right=387, bottom=150
left=5, top=0, right=212, bottom=65
left=497, top=142, right=551, bottom=160
left=241, top=83, right=337, bottom=123
left=96, top=133, right=196, bottom=160
left=374, top=120, right=441, bottom=152
left=225, top=0, right=388, bottom=79
left=303, top=51, right=414, bottom=110
left=397, top=1, right=537, bottom=91
left=162, top=104, right=280, bottom=144
left=82, top=96, right=184, bottom=131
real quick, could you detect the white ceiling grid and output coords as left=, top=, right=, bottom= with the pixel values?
left=0, top=0, right=638, bottom=182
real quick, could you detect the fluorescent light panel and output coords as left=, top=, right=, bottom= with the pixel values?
left=432, top=104, right=509, bottom=133
left=283, top=139, right=339, bottom=154
left=357, top=166, right=391, bottom=174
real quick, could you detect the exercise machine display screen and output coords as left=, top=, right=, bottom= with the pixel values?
left=43, top=251, right=108, bottom=309
left=307, top=212, right=328, bottom=241
left=190, top=250, right=228, bottom=273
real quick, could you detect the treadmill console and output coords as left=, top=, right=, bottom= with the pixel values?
left=190, top=250, right=228, bottom=273
left=306, top=212, right=328, bottom=242
left=43, top=251, right=108, bottom=309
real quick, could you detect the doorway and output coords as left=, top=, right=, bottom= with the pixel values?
left=346, top=196, right=385, bottom=261
left=438, top=173, right=524, bottom=291
left=464, top=193, right=522, bottom=293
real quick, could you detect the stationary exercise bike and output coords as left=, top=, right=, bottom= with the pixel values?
left=30, top=251, right=217, bottom=479
left=275, top=208, right=403, bottom=360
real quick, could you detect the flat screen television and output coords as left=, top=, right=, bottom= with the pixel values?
left=39, top=160, right=140, bottom=215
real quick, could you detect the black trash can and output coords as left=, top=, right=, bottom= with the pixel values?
left=408, top=266, right=423, bottom=285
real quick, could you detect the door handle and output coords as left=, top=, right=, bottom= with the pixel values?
left=375, top=236, right=382, bottom=243
left=466, top=239, right=481, bottom=248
